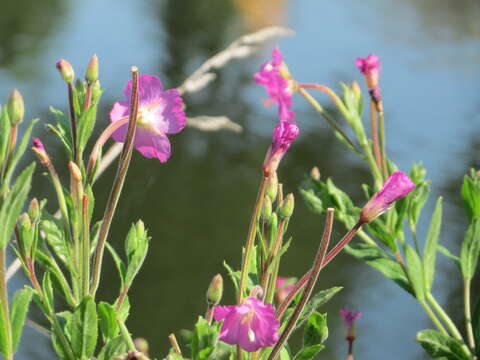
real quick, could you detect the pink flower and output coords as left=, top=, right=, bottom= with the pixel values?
left=32, top=138, right=50, bottom=166
left=254, top=47, right=294, bottom=122
left=263, top=120, right=299, bottom=176
left=110, top=74, right=186, bottom=162
left=275, top=277, right=295, bottom=305
left=32, top=138, right=45, bottom=152
left=340, top=307, right=361, bottom=340
left=355, top=54, right=380, bottom=93
left=360, top=171, right=415, bottom=223
left=213, top=297, right=279, bottom=352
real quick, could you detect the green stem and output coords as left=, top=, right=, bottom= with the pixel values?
left=464, top=279, right=476, bottom=352
left=377, top=109, right=388, bottom=179
left=369, top=102, right=382, bottom=176
left=237, top=175, right=268, bottom=303
left=0, top=249, right=13, bottom=360
left=419, top=300, right=449, bottom=336
left=90, top=67, right=139, bottom=296
left=117, top=316, right=136, bottom=351
left=427, top=292, right=465, bottom=342
left=298, top=87, right=361, bottom=154
left=82, top=195, right=90, bottom=297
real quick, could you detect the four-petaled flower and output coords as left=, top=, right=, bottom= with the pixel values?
left=355, top=54, right=380, bottom=87
left=254, top=47, right=295, bottom=122
left=213, top=297, right=280, bottom=352
left=263, top=120, right=300, bottom=176
left=340, top=307, right=361, bottom=340
left=360, top=171, right=416, bottom=223
left=110, top=74, right=186, bottom=162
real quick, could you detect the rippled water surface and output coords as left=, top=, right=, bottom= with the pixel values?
left=1, top=0, right=480, bottom=359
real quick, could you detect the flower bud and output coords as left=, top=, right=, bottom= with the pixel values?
left=32, top=138, right=50, bottom=166
left=265, top=172, right=278, bottom=201
left=310, top=166, right=321, bottom=181
left=68, top=161, right=82, bottom=183
left=85, top=54, right=99, bottom=84
left=56, top=59, right=75, bottom=83
left=351, top=81, right=361, bottom=99
left=360, top=171, right=415, bottom=223
left=20, top=213, right=32, bottom=231
left=7, top=89, right=24, bottom=125
left=261, top=196, right=272, bottom=221
left=206, top=274, right=223, bottom=306
left=28, top=198, right=40, bottom=222
left=278, top=193, right=294, bottom=219
left=133, top=338, right=149, bottom=355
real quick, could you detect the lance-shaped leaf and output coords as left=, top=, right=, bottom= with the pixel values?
left=97, top=336, right=127, bottom=360
left=460, top=219, right=480, bottom=281
left=303, top=312, right=328, bottom=347
left=417, top=329, right=471, bottom=359
left=11, top=286, right=33, bottom=351
left=423, top=197, right=443, bottom=292
left=68, top=296, right=98, bottom=359
left=124, top=221, right=150, bottom=286
left=408, top=181, right=430, bottom=231
left=191, top=316, right=219, bottom=360
left=77, top=91, right=102, bottom=153
left=405, top=246, right=425, bottom=301
left=98, top=302, right=119, bottom=341
left=461, top=170, right=480, bottom=221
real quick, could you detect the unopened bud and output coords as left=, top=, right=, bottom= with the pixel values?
left=206, top=274, right=223, bottom=305
left=85, top=54, right=99, bottom=84
left=7, top=89, right=24, bottom=125
left=351, top=81, right=361, bottom=99
left=32, top=138, right=50, bottom=166
left=68, top=161, right=82, bottom=182
left=56, top=59, right=75, bottom=83
left=310, top=166, right=321, bottom=181
left=265, top=172, right=278, bottom=201
left=261, top=196, right=272, bottom=221
left=20, top=213, right=32, bottom=230
left=133, top=338, right=149, bottom=355
left=278, top=194, right=295, bottom=219
left=75, top=78, right=85, bottom=93
left=28, top=198, right=40, bottom=222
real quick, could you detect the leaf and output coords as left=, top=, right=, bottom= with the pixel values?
left=405, top=245, right=425, bottom=301
left=461, top=170, right=480, bottom=220
left=191, top=316, right=219, bottom=360
left=69, top=296, right=98, bottom=359
left=40, top=219, right=69, bottom=266
left=366, top=219, right=397, bottom=251
left=96, top=336, right=127, bottom=360
left=416, top=329, right=471, bottom=359
left=299, top=189, right=324, bottom=215
left=106, top=243, right=126, bottom=289
left=438, top=245, right=460, bottom=268
left=0, top=107, right=10, bottom=167
left=98, top=302, right=119, bottom=341
left=345, top=242, right=413, bottom=295
left=10, top=287, right=33, bottom=351
left=51, top=311, right=73, bottom=360
left=408, top=181, right=430, bottom=231
left=303, top=312, right=328, bottom=347
left=293, top=345, right=324, bottom=360
left=291, top=287, right=342, bottom=329
left=460, top=219, right=480, bottom=280
left=42, top=271, right=54, bottom=312
left=423, top=197, right=443, bottom=291
left=77, top=100, right=100, bottom=153
left=0, top=163, right=35, bottom=248
left=124, top=221, right=150, bottom=286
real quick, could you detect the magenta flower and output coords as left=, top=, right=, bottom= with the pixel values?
left=275, top=277, right=295, bottom=305
left=263, top=120, right=299, bottom=176
left=254, top=47, right=294, bottom=122
left=32, top=138, right=45, bottom=152
left=213, top=297, right=280, bottom=352
left=360, top=171, right=416, bottom=223
left=110, top=74, right=186, bottom=162
left=340, top=307, right=361, bottom=340
left=355, top=54, right=381, bottom=102
left=32, top=138, right=50, bottom=166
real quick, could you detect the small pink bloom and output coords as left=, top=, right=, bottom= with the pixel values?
left=32, top=138, right=50, bottom=166
left=360, top=171, right=415, bottom=223
left=340, top=307, right=361, bottom=340
left=213, top=297, right=279, bottom=352
left=263, top=121, right=299, bottom=176
left=355, top=54, right=380, bottom=91
left=32, top=138, right=45, bottom=152
left=275, top=277, right=295, bottom=305
left=110, top=74, right=186, bottom=162
left=254, top=47, right=294, bottom=122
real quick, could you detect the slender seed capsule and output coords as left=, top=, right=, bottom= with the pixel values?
left=85, top=54, right=99, bottom=84
left=7, top=89, right=24, bottom=125
left=206, top=274, right=223, bottom=306
left=278, top=193, right=295, bottom=220
left=56, top=59, right=75, bottom=83
left=261, top=196, right=273, bottom=221
left=265, top=172, right=278, bottom=201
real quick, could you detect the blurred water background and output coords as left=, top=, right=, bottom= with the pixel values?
left=1, top=0, right=480, bottom=359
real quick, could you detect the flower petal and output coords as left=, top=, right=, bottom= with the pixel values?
left=133, top=129, right=171, bottom=162
left=124, top=74, right=165, bottom=106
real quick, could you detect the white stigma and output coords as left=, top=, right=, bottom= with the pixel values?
left=248, top=328, right=255, bottom=342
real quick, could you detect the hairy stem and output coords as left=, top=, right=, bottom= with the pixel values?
left=0, top=249, right=13, bottom=360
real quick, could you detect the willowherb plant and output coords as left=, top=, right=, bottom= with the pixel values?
left=0, top=36, right=478, bottom=360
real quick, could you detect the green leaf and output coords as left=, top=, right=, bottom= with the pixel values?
left=77, top=98, right=100, bottom=153
left=0, top=163, right=35, bottom=248
left=460, top=219, right=480, bottom=280
left=408, top=181, right=430, bottom=231
left=191, top=316, right=219, bottom=360
left=405, top=245, right=425, bottom=301
left=96, top=336, right=127, bottom=360
left=10, top=287, right=33, bottom=351
left=345, top=243, right=413, bottom=295
left=69, top=296, right=98, bottom=359
left=293, top=345, right=324, bottom=360
left=423, top=197, right=443, bottom=292
left=303, top=312, right=328, bottom=347
left=124, top=221, right=150, bottom=286
left=461, top=170, right=480, bottom=220
left=438, top=245, right=460, bottom=268
left=106, top=243, right=126, bottom=289
left=366, top=219, right=397, bottom=251
left=416, top=329, right=471, bottom=359
left=98, top=302, right=119, bottom=341
left=299, top=188, right=324, bottom=215
left=42, top=271, right=54, bottom=312
left=290, top=287, right=342, bottom=329
left=0, top=107, right=10, bottom=168
left=40, top=219, right=69, bottom=266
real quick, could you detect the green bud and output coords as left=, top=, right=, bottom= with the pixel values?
left=206, top=273, right=223, bottom=305
left=133, top=338, right=149, bottom=355
left=20, top=213, right=32, bottom=230
left=28, top=198, right=40, bottom=222
left=85, top=54, right=99, bottom=84
left=7, top=89, right=24, bottom=125
left=265, top=172, right=278, bottom=201
left=351, top=81, right=361, bottom=99
left=261, top=196, right=272, bottom=221
left=310, top=166, right=321, bottom=181
left=56, top=59, right=75, bottom=83
left=278, top=194, right=295, bottom=219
